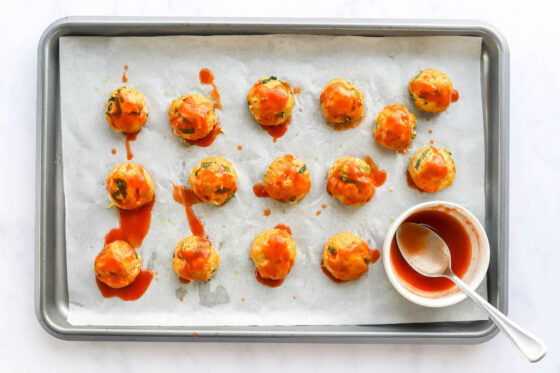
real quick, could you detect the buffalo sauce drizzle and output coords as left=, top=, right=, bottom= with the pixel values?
left=125, top=131, right=138, bottom=160
left=122, top=64, right=128, bottom=83
left=255, top=224, right=293, bottom=288
left=99, top=198, right=155, bottom=300
left=185, top=123, right=223, bottom=148
left=391, top=209, right=471, bottom=292
left=199, top=68, right=222, bottom=109
left=172, top=185, right=206, bottom=238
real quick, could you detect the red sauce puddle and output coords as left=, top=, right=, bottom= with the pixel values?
left=255, top=269, right=284, bottom=288
left=263, top=209, right=271, bottom=216
left=172, top=184, right=206, bottom=237
left=391, top=209, right=471, bottom=293
left=260, top=117, right=290, bottom=143
left=96, top=269, right=153, bottom=301
left=185, top=123, right=222, bottom=148
left=370, top=249, right=381, bottom=264
left=105, top=198, right=155, bottom=248
left=253, top=183, right=269, bottom=198
left=316, top=210, right=322, bottom=216
left=199, top=68, right=222, bottom=109
left=363, top=155, right=387, bottom=187
left=122, top=64, right=128, bottom=83
left=124, top=131, right=138, bottom=160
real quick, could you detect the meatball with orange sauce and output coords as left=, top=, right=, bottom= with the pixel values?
left=169, top=93, right=217, bottom=140
left=247, top=76, right=295, bottom=126
left=106, top=162, right=155, bottom=210
left=322, top=232, right=372, bottom=282
left=105, top=87, right=148, bottom=134
left=326, top=157, right=385, bottom=206
left=172, top=235, right=219, bottom=282
left=262, top=155, right=310, bottom=204
left=189, top=157, right=237, bottom=205
left=320, top=79, right=365, bottom=125
left=374, top=104, right=417, bottom=152
left=94, top=240, right=141, bottom=288
left=409, top=69, right=459, bottom=113
left=250, top=227, right=296, bottom=284
left=408, top=145, right=456, bottom=193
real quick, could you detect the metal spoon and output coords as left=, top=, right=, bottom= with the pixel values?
left=396, top=222, right=547, bottom=363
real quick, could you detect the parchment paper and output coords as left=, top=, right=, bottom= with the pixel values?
left=60, top=35, right=487, bottom=326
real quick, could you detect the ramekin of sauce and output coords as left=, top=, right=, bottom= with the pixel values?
left=383, top=201, right=490, bottom=307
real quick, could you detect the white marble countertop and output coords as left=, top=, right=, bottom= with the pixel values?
left=0, top=0, right=558, bottom=371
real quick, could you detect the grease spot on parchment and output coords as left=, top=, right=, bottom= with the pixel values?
left=198, top=283, right=230, bottom=307
left=175, top=287, right=187, bottom=300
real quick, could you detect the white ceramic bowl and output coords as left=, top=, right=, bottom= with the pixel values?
left=383, top=201, right=490, bottom=307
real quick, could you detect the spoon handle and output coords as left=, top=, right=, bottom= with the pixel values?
left=447, top=273, right=547, bottom=362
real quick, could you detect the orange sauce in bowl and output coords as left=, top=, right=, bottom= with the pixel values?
left=391, top=209, right=471, bottom=293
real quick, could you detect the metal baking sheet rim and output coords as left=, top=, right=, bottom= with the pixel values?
left=35, top=17, right=510, bottom=343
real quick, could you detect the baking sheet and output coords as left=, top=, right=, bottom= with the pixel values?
left=60, top=34, right=487, bottom=326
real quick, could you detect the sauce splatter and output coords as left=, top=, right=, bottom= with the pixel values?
left=370, top=249, right=381, bottom=264
left=292, top=296, right=296, bottom=300
left=173, top=185, right=206, bottom=237
left=111, top=148, right=116, bottom=155
left=122, top=64, right=128, bottom=83
left=179, top=297, right=184, bottom=302
left=293, top=87, right=301, bottom=94
left=264, top=209, right=271, bottom=216
left=199, top=68, right=222, bottom=109
left=192, top=332, right=198, bottom=338
left=105, top=198, right=155, bottom=248
left=322, top=204, right=327, bottom=209
left=316, top=210, right=322, bottom=216
left=391, top=209, right=471, bottom=293
left=125, top=132, right=138, bottom=160
left=430, top=140, right=434, bottom=144
left=241, top=297, right=245, bottom=302
left=96, top=269, right=153, bottom=301
left=237, top=145, right=243, bottom=151
left=185, top=123, right=223, bottom=147
left=428, top=129, right=433, bottom=134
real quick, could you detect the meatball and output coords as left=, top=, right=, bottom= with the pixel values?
left=250, top=228, right=296, bottom=281
left=374, top=104, right=417, bottom=152
left=106, top=162, right=155, bottom=210
left=327, top=157, right=376, bottom=206
left=320, top=79, right=365, bottom=124
left=322, top=232, right=372, bottom=282
left=189, top=157, right=238, bottom=205
left=105, top=87, right=149, bottom=134
left=408, top=69, right=459, bottom=113
left=262, top=155, right=311, bottom=204
left=94, top=240, right=141, bottom=288
left=172, top=235, right=219, bottom=282
left=247, top=76, right=296, bottom=126
left=169, top=93, right=217, bottom=140
left=408, top=145, right=456, bottom=193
